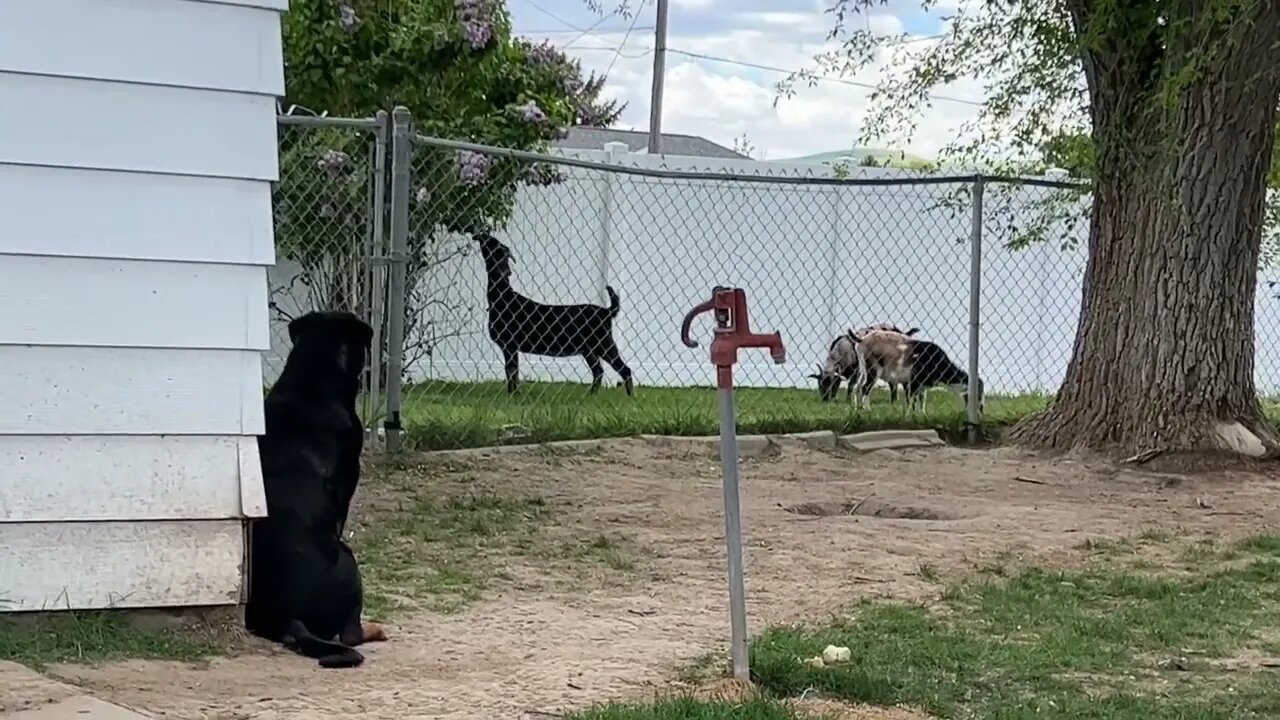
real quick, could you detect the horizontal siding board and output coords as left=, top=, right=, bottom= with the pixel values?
left=0, top=256, right=270, bottom=351
left=238, top=437, right=269, bottom=518
left=0, top=520, right=243, bottom=611
left=0, top=165, right=275, bottom=265
left=0, top=73, right=279, bottom=180
left=0, top=347, right=265, bottom=435
left=0, top=436, right=251, bottom=523
left=0, top=0, right=284, bottom=95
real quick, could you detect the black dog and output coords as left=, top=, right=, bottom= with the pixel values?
left=475, top=232, right=634, bottom=395
left=245, top=310, right=387, bottom=668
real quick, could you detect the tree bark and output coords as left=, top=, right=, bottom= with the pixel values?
left=1011, top=1, right=1280, bottom=456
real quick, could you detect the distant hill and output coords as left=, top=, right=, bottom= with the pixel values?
left=780, top=148, right=934, bottom=169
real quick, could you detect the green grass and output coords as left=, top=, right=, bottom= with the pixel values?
left=570, top=535, right=1280, bottom=719
left=400, top=380, right=1052, bottom=450
left=0, top=612, right=222, bottom=669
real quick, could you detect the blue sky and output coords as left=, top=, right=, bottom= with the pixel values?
left=501, top=0, right=986, bottom=160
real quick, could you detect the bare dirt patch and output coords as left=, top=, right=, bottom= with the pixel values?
left=44, top=441, right=1280, bottom=719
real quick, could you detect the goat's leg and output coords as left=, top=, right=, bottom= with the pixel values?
left=858, top=367, right=878, bottom=409
left=503, top=348, right=520, bottom=394
left=600, top=339, right=634, bottom=396
left=585, top=354, right=605, bottom=394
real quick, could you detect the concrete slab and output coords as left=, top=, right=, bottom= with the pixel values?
left=0, top=663, right=149, bottom=719
left=3, top=695, right=152, bottom=720
left=430, top=438, right=608, bottom=458
left=840, top=429, right=944, bottom=452
left=638, top=434, right=775, bottom=457
left=778, top=430, right=838, bottom=450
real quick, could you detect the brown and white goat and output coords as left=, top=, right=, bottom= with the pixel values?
left=808, top=324, right=919, bottom=403
left=852, top=329, right=982, bottom=412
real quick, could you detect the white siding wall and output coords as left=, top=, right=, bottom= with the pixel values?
left=0, top=0, right=283, bottom=612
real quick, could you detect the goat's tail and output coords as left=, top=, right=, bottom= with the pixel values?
left=283, top=619, right=364, bottom=669
left=604, top=285, right=621, bottom=319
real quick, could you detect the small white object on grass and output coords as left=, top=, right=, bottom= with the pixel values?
left=804, top=655, right=826, bottom=669
left=822, top=645, right=852, bottom=665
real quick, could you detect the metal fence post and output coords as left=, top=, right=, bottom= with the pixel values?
left=366, top=110, right=390, bottom=445
left=966, top=177, right=985, bottom=441
left=383, top=106, right=412, bottom=452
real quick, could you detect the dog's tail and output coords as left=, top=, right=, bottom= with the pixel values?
left=604, top=285, right=621, bottom=319
left=283, top=619, right=364, bottom=669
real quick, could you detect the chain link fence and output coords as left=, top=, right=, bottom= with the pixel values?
left=268, top=107, right=1280, bottom=452
left=269, top=112, right=389, bottom=429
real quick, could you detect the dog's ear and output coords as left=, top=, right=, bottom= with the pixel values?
left=807, top=373, right=822, bottom=380
left=287, top=312, right=323, bottom=345
left=348, top=316, right=374, bottom=351
left=905, top=327, right=920, bottom=336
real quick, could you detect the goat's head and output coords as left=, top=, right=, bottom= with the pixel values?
left=474, top=232, right=513, bottom=280
left=807, top=363, right=844, bottom=402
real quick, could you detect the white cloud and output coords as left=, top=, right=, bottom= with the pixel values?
left=531, top=6, right=991, bottom=161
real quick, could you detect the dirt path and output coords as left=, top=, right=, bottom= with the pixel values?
left=48, top=441, right=1280, bottom=719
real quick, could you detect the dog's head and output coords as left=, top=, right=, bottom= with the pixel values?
left=287, top=310, right=374, bottom=381
left=474, top=232, right=513, bottom=279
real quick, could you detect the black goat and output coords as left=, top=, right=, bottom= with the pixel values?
left=475, top=232, right=634, bottom=395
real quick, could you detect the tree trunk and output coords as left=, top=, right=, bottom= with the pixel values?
left=1011, top=1, right=1280, bottom=456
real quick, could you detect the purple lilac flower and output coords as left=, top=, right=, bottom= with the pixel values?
left=316, top=149, right=351, bottom=175
left=523, top=40, right=566, bottom=69
left=414, top=187, right=432, bottom=205
left=461, top=20, right=493, bottom=50
left=338, top=4, right=360, bottom=32
left=454, top=0, right=493, bottom=50
left=517, top=100, right=547, bottom=123
left=559, top=74, right=584, bottom=94
left=457, top=151, right=491, bottom=187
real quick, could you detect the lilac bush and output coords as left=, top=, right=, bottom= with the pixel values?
left=316, top=149, right=351, bottom=175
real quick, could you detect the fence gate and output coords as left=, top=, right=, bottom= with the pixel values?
left=269, top=112, right=391, bottom=436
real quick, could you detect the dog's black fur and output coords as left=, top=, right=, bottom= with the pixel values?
left=245, top=310, right=381, bottom=669
left=475, top=232, right=634, bottom=395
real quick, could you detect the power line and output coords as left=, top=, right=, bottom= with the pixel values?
left=522, top=26, right=656, bottom=34
left=603, top=0, right=647, bottom=78
left=567, top=45, right=984, bottom=107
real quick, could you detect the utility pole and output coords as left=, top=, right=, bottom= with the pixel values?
left=646, top=0, right=668, bottom=155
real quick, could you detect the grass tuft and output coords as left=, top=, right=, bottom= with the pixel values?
left=0, top=612, right=223, bottom=669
